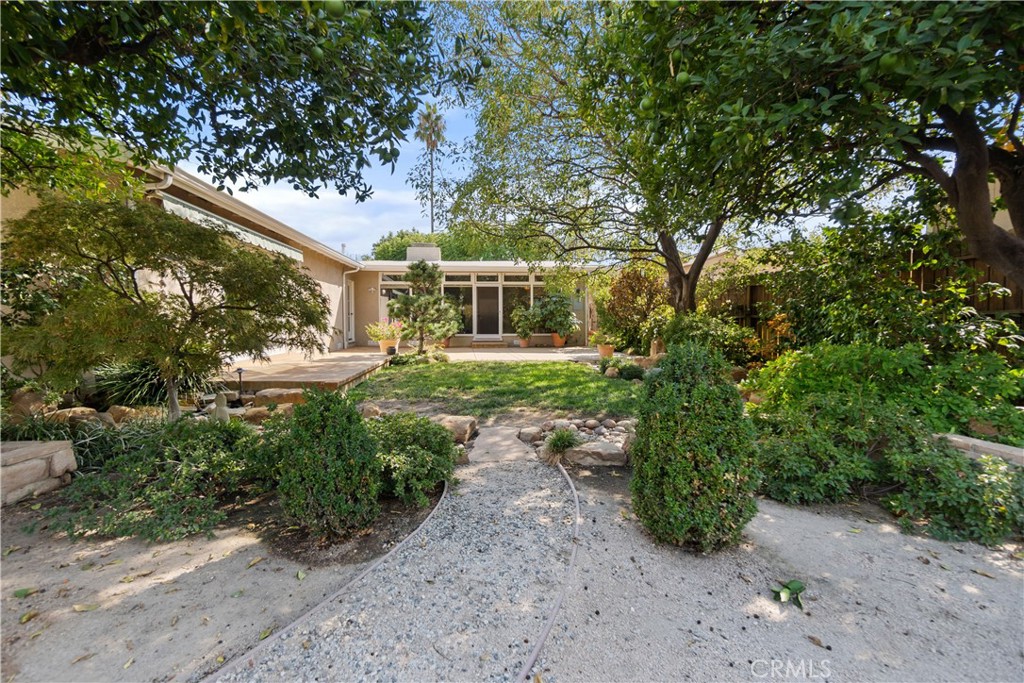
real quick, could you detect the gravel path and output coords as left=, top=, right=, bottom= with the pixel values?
left=213, top=455, right=575, bottom=682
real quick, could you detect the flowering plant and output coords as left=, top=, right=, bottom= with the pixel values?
left=365, top=317, right=404, bottom=341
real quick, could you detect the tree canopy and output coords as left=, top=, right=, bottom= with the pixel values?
left=1, top=191, right=330, bottom=418
left=626, top=0, right=1024, bottom=289
left=1, top=0, right=437, bottom=199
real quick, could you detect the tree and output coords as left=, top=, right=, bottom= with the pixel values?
left=627, top=1, right=1024, bottom=291
left=414, top=103, right=447, bottom=233
left=442, top=2, right=822, bottom=312
left=595, top=264, right=674, bottom=353
left=1, top=192, right=330, bottom=419
left=1, top=1, right=436, bottom=199
left=387, top=260, right=457, bottom=354
left=368, top=228, right=534, bottom=261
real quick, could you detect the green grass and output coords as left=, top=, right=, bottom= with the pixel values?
left=352, top=361, right=640, bottom=418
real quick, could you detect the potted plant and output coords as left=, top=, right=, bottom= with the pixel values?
left=590, top=331, right=616, bottom=359
left=538, top=294, right=581, bottom=348
left=510, top=305, right=540, bottom=348
left=365, top=318, right=404, bottom=354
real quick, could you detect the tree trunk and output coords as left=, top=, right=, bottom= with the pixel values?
left=657, top=217, right=726, bottom=314
left=429, top=149, right=435, bottom=234
left=939, top=106, right=1024, bottom=291
left=166, top=375, right=181, bottom=421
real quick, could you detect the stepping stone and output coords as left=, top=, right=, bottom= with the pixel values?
left=470, top=427, right=535, bottom=463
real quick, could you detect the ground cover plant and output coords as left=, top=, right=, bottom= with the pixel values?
left=353, top=361, right=639, bottom=418
left=630, top=343, right=760, bottom=553
left=747, top=343, right=1024, bottom=545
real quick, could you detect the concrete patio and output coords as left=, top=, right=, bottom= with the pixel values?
left=222, top=346, right=603, bottom=391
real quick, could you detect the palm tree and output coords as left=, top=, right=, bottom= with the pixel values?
left=414, top=103, right=446, bottom=233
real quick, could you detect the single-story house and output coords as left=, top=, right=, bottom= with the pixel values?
left=2, top=165, right=593, bottom=350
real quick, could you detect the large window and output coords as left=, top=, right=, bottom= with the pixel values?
left=443, top=286, right=473, bottom=334
left=502, top=286, right=531, bottom=332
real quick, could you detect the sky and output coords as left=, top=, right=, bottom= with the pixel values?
left=179, top=106, right=476, bottom=260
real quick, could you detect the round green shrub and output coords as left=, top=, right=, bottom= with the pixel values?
left=662, top=312, right=758, bottom=367
left=630, top=342, right=760, bottom=552
left=618, top=363, right=645, bottom=381
left=366, top=412, right=457, bottom=507
left=272, top=389, right=382, bottom=537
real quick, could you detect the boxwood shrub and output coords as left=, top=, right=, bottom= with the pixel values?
left=630, top=342, right=760, bottom=552
left=366, top=412, right=457, bottom=507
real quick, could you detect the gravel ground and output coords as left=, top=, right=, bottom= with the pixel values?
left=213, top=457, right=574, bottom=683
left=532, top=467, right=1024, bottom=683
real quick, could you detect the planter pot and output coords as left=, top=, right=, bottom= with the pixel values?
left=551, top=333, right=567, bottom=348
left=442, top=337, right=452, bottom=349
left=518, top=337, right=530, bottom=348
left=378, top=339, right=398, bottom=354
left=597, top=343, right=614, bottom=359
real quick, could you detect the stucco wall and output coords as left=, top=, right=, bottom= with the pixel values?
left=352, top=270, right=382, bottom=346
left=300, top=249, right=348, bottom=350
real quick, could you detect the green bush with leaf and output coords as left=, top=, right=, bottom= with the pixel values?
left=662, top=311, right=759, bottom=367
left=748, top=343, right=1024, bottom=544
left=265, top=389, right=382, bottom=537
left=597, top=356, right=644, bottom=380
left=630, top=343, right=759, bottom=552
left=594, top=264, right=674, bottom=353
left=51, top=419, right=260, bottom=542
left=366, top=413, right=457, bottom=507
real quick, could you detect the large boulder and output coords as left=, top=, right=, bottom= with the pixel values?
left=358, top=402, right=383, bottom=418
left=253, top=388, right=307, bottom=407
left=242, top=403, right=294, bottom=425
left=563, top=440, right=628, bottom=467
left=46, top=407, right=99, bottom=426
left=518, top=426, right=543, bottom=444
left=8, top=388, right=46, bottom=419
left=430, top=415, right=478, bottom=444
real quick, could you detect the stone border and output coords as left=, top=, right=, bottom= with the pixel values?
left=939, top=433, right=1024, bottom=467
left=1, top=440, right=76, bottom=506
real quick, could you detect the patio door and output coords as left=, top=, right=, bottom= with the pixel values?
left=475, top=286, right=500, bottom=337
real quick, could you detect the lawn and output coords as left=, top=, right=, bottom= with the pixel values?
left=352, top=361, right=639, bottom=418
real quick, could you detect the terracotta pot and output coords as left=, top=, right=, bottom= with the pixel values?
left=551, top=333, right=567, bottom=348
left=442, top=337, right=452, bottom=348
left=597, top=343, right=614, bottom=358
left=518, top=337, right=530, bottom=348
left=378, top=339, right=398, bottom=354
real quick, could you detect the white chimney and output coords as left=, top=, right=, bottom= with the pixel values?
left=405, top=242, right=441, bottom=261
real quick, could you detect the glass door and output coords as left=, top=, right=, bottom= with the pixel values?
left=475, top=286, right=500, bottom=336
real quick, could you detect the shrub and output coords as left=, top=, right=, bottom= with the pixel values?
left=662, top=311, right=758, bottom=367
left=619, top=363, right=645, bottom=381
left=366, top=413, right=457, bottom=507
left=268, top=389, right=382, bottom=537
left=748, top=343, right=1024, bottom=544
left=51, top=418, right=260, bottom=542
left=546, top=427, right=582, bottom=454
left=886, top=449, right=1024, bottom=546
left=93, top=360, right=221, bottom=408
left=747, top=343, right=1024, bottom=445
left=630, top=343, right=759, bottom=552
left=594, top=264, right=674, bottom=353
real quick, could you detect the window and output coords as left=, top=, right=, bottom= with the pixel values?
left=444, top=274, right=471, bottom=282
left=503, top=274, right=529, bottom=283
left=477, top=274, right=498, bottom=282
left=443, top=286, right=473, bottom=334
left=381, top=273, right=406, bottom=282
left=502, top=286, right=531, bottom=332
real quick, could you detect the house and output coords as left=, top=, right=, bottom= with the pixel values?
left=2, top=166, right=593, bottom=350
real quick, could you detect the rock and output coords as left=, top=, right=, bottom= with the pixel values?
left=594, top=426, right=607, bottom=436
left=107, top=405, right=141, bottom=424
left=358, top=402, right=383, bottom=418
left=584, top=419, right=600, bottom=429
left=552, top=419, right=573, bottom=430
left=541, top=420, right=554, bottom=432
left=740, top=390, right=763, bottom=405
left=622, top=432, right=636, bottom=454
left=49, top=449, right=77, bottom=478
left=604, top=367, right=620, bottom=378
left=532, top=440, right=545, bottom=448
left=568, top=424, right=579, bottom=432
left=46, top=407, right=98, bottom=426
left=967, top=418, right=1000, bottom=438
left=254, top=388, right=306, bottom=407
left=730, top=366, right=749, bottom=383
left=431, top=415, right=478, bottom=444
left=519, top=426, right=543, bottom=444
left=3, top=478, right=62, bottom=507
left=601, top=419, right=617, bottom=429
left=563, top=441, right=627, bottom=467
left=201, top=391, right=238, bottom=404
left=1, top=458, right=49, bottom=495
left=94, top=412, right=116, bottom=428
left=470, top=427, right=533, bottom=463
left=243, top=403, right=294, bottom=424
left=571, top=419, right=586, bottom=428
left=454, top=444, right=469, bottom=466
left=9, top=388, right=45, bottom=419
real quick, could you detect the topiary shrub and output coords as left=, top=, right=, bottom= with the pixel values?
left=270, top=388, right=382, bottom=537
left=366, top=412, right=456, bottom=507
left=630, top=342, right=760, bottom=552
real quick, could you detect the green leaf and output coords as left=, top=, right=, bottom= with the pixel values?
left=13, top=587, right=39, bottom=599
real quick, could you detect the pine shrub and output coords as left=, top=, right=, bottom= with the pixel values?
left=272, top=389, right=382, bottom=537
left=630, top=342, right=760, bottom=552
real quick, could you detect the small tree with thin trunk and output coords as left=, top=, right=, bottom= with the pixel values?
left=1, top=192, right=330, bottom=419
left=387, top=260, right=456, bottom=354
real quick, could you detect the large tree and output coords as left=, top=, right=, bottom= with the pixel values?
left=627, top=1, right=1024, bottom=290
left=442, top=2, right=826, bottom=312
left=1, top=0, right=436, bottom=199
left=1, top=191, right=330, bottom=419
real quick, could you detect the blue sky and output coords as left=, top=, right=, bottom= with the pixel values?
left=180, top=106, right=475, bottom=260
